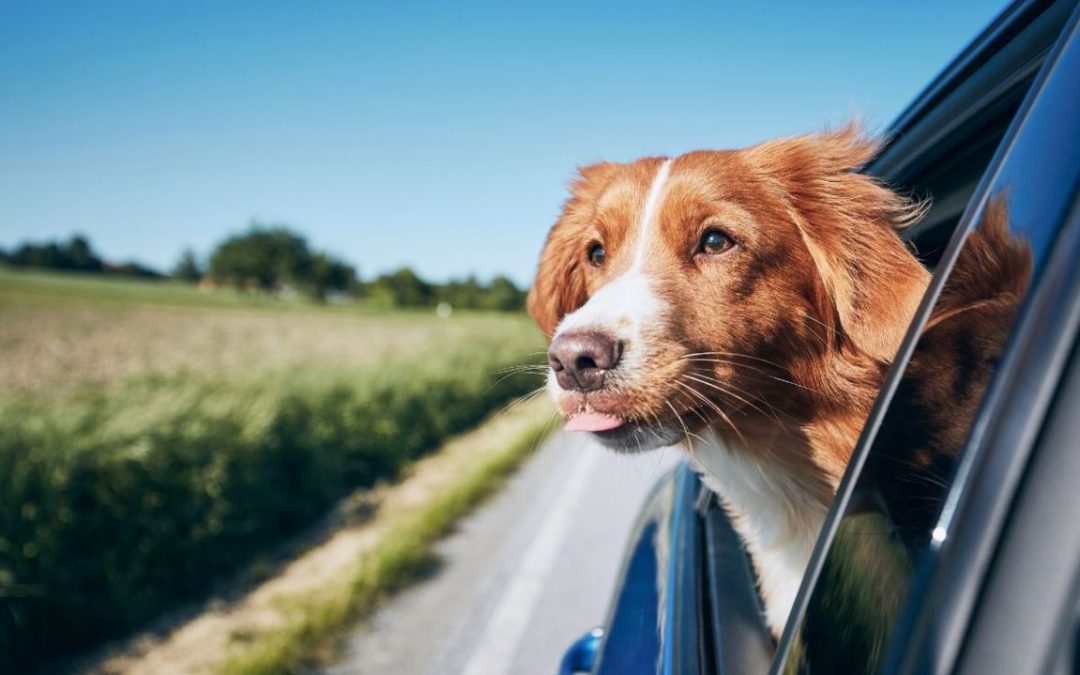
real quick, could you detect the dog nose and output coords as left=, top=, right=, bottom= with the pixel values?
left=548, top=330, right=622, bottom=392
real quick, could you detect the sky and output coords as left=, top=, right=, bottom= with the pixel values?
left=0, top=0, right=1008, bottom=286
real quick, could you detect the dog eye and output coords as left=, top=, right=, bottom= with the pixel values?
left=699, top=229, right=734, bottom=255
left=588, top=243, right=606, bottom=267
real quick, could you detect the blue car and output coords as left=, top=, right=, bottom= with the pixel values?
left=562, top=0, right=1080, bottom=672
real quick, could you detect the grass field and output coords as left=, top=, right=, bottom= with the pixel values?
left=0, top=266, right=547, bottom=670
left=0, top=267, right=542, bottom=403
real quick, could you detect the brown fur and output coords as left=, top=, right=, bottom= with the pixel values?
left=529, top=125, right=931, bottom=503
left=869, top=194, right=1033, bottom=551
left=790, top=195, right=1035, bottom=671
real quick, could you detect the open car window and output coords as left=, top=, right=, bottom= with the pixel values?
left=771, top=1, right=1080, bottom=672
left=779, top=189, right=1044, bottom=674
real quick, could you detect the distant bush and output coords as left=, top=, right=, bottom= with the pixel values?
left=474, top=275, right=528, bottom=311
left=171, top=248, right=203, bottom=283
left=1, top=234, right=103, bottom=272
left=0, top=347, right=543, bottom=670
left=363, top=268, right=527, bottom=312
left=1, top=232, right=529, bottom=311
left=104, top=261, right=164, bottom=279
left=362, top=267, right=435, bottom=308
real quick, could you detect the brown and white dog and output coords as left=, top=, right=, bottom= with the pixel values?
left=528, top=126, right=930, bottom=635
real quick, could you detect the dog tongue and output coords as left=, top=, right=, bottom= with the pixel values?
left=565, top=412, right=625, bottom=432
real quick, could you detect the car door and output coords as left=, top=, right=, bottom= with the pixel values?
left=770, top=1, right=1080, bottom=673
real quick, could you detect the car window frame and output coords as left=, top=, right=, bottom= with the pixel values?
left=948, top=219, right=1080, bottom=675
left=885, top=10, right=1080, bottom=672
left=698, top=489, right=775, bottom=674
left=770, top=1, right=1080, bottom=673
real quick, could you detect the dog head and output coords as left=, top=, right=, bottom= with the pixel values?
left=529, top=126, right=929, bottom=453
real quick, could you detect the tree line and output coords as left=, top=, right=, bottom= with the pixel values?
left=1, top=225, right=527, bottom=311
left=0, top=235, right=162, bottom=279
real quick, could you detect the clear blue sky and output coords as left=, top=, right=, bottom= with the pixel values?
left=0, top=0, right=1006, bottom=285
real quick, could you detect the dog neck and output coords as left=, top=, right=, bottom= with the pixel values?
left=684, top=355, right=881, bottom=636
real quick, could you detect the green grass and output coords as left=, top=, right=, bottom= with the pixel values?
left=219, top=407, right=553, bottom=675
left=0, top=267, right=547, bottom=670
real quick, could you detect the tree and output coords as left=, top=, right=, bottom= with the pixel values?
left=483, top=275, right=526, bottom=311
left=307, top=252, right=357, bottom=301
left=65, top=235, right=100, bottom=270
left=366, top=267, right=435, bottom=307
left=436, top=276, right=483, bottom=309
left=208, top=225, right=313, bottom=291
left=171, top=249, right=203, bottom=283
left=7, top=234, right=104, bottom=272
left=206, top=225, right=359, bottom=300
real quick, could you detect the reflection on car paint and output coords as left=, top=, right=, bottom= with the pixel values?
left=593, top=474, right=669, bottom=675
left=592, top=465, right=704, bottom=675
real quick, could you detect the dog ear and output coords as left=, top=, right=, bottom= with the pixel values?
left=528, top=162, right=618, bottom=337
left=748, top=125, right=930, bottom=362
left=527, top=232, right=586, bottom=337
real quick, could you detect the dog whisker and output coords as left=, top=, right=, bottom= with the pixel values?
left=665, top=399, right=696, bottom=455
left=674, top=380, right=747, bottom=446
left=679, top=350, right=789, bottom=370
left=800, top=312, right=844, bottom=341
left=494, top=386, right=549, bottom=420
left=682, top=373, right=776, bottom=423
left=680, top=357, right=825, bottom=395
left=488, top=368, right=547, bottom=390
left=492, top=364, right=549, bottom=374
left=683, top=398, right=715, bottom=434
left=682, top=372, right=793, bottom=425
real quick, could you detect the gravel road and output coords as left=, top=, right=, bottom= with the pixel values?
left=319, top=431, right=680, bottom=675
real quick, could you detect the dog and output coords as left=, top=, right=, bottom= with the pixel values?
left=527, top=125, right=931, bottom=635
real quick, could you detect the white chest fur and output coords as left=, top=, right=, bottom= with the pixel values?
left=686, top=429, right=828, bottom=636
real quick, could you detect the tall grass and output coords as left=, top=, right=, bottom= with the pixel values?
left=219, top=407, right=553, bottom=675
left=0, top=269, right=546, bottom=671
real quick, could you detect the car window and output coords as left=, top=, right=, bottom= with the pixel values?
left=773, top=13, right=1079, bottom=672
left=870, top=0, right=1078, bottom=265
left=780, top=195, right=1036, bottom=674
left=780, top=149, right=1038, bottom=675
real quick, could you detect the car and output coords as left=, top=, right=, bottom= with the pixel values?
left=559, top=0, right=1080, bottom=672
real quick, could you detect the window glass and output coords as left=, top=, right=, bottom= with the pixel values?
left=783, top=191, right=1045, bottom=674
left=781, top=120, right=1069, bottom=674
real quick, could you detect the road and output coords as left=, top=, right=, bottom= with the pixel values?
left=319, top=431, right=680, bottom=675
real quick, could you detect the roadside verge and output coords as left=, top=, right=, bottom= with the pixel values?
left=92, top=397, right=554, bottom=675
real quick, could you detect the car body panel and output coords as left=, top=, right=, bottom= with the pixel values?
left=590, top=464, right=703, bottom=675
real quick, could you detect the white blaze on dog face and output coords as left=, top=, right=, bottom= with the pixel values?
left=533, top=156, right=691, bottom=450
left=554, top=159, right=673, bottom=357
